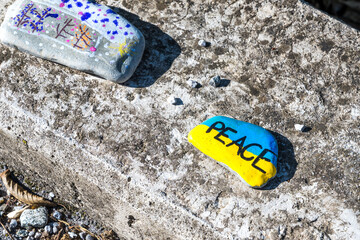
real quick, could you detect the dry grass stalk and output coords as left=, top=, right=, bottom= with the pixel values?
left=0, top=220, right=15, bottom=240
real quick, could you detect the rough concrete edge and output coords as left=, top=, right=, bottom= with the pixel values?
left=0, top=95, right=225, bottom=239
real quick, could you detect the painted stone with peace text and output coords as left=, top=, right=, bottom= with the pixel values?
left=188, top=116, right=278, bottom=188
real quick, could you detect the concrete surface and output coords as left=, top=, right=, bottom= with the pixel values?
left=0, top=0, right=359, bottom=239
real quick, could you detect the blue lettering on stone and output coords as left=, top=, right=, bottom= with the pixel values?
left=106, top=9, right=115, bottom=14
left=46, top=14, right=59, bottom=18
left=81, top=12, right=91, bottom=21
left=100, top=18, right=109, bottom=23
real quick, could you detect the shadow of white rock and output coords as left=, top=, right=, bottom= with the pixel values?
left=0, top=0, right=145, bottom=83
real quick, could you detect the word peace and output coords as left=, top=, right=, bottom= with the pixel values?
left=206, top=121, right=277, bottom=173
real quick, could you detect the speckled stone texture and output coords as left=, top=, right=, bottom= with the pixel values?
left=20, top=207, right=48, bottom=228
left=0, top=0, right=359, bottom=239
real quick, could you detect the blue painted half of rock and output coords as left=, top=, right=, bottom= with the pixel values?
left=201, top=116, right=278, bottom=167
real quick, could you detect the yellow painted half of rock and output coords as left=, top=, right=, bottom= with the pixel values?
left=188, top=124, right=277, bottom=188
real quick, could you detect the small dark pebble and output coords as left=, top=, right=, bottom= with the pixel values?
left=52, top=210, right=62, bottom=220
left=16, top=229, right=28, bottom=238
left=210, top=76, right=221, bottom=87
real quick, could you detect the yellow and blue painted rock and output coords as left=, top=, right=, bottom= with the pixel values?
left=188, top=116, right=278, bottom=188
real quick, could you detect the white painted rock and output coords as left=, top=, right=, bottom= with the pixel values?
left=0, top=0, right=145, bottom=83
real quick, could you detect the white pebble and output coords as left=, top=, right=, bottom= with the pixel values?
left=48, top=192, right=55, bottom=200
left=187, top=80, right=200, bottom=88
left=209, top=76, right=221, bottom=87
left=28, top=230, right=35, bottom=237
left=68, top=232, right=78, bottom=239
left=168, top=97, right=176, bottom=105
left=294, top=124, right=305, bottom=132
left=79, top=232, right=87, bottom=240
left=86, top=234, right=95, bottom=240
left=52, top=210, right=62, bottom=220
left=53, top=225, right=59, bottom=234
left=45, top=225, right=52, bottom=234
left=168, top=97, right=182, bottom=105
left=34, top=232, right=42, bottom=238
left=9, top=219, right=17, bottom=229
left=198, top=39, right=207, bottom=47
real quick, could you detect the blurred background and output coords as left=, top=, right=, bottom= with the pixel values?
left=305, top=0, right=360, bottom=30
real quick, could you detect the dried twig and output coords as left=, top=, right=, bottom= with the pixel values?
left=0, top=221, right=15, bottom=240
left=50, top=217, right=101, bottom=240
left=55, top=228, right=64, bottom=240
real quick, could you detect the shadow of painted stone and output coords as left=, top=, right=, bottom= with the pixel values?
left=109, top=6, right=181, bottom=88
left=261, top=131, right=297, bottom=190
